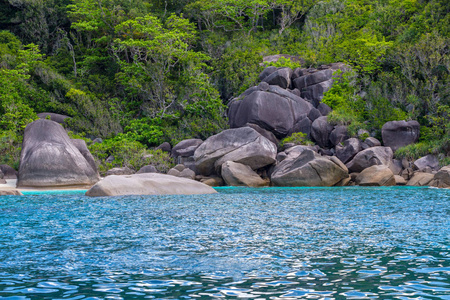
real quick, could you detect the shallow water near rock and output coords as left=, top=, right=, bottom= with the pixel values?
left=0, top=187, right=449, bottom=299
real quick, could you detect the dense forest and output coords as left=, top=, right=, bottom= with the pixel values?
left=0, top=0, right=449, bottom=172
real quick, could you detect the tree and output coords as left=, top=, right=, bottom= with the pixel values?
left=113, top=13, right=209, bottom=117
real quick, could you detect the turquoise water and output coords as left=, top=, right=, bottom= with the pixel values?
left=0, top=187, right=449, bottom=299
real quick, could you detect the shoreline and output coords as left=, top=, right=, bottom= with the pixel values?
left=1, top=179, right=447, bottom=196
left=0, top=179, right=92, bottom=194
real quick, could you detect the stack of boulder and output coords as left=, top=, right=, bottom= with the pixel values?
left=3, top=63, right=449, bottom=195
left=166, top=64, right=447, bottom=188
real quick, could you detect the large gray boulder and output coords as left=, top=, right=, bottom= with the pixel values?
left=355, top=165, right=395, bottom=186
left=221, top=161, right=268, bottom=187
left=381, top=120, right=420, bottom=152
left=271, top=149, right=348, bottom=186
left=346, top=146, right=394, bottom=173
left=194, top=127, right=277, bottom=176
left=17, top=119, right=100, bottom=188
left=86, top=173, right=217, bottom=196
left=336, top=138, right=361, bottom=164
left=228, top=86, right=313, bottom=138
left=311, top=116, right=334, bottom=148
left=171, top=139, right=203, bottom=157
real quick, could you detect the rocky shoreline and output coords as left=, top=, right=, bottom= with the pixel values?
left=1, top=64, right=449, bottom=196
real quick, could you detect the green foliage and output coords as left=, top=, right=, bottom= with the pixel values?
left=0, top=131, right=22, bottom=169
left=365, top=97, right=408, bottom=132
left=0, top=0, right=448, bottom=170
left=211, top=35, right=268, bottom=99
left=395, top=137, right=449, bottom=163
left=395, top=142, right=435, bottom=160
left=88, top=135, right=174, bottom=174
left=280, top=132, right=314, bottom=147
left=123, top=118, right=165, bottom=147
left=266, top=56, right=302, bottom=69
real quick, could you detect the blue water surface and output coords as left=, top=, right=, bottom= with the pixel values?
left=0, top=186, right=449, bottom=299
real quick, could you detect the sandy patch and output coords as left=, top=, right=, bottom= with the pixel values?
left=0, top=179, right=91, bottom=193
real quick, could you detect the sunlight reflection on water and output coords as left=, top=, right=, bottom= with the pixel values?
left=0, top=186, right=449, bottom=299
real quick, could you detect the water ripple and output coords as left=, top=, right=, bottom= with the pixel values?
left=0, top=187, right=449, bottom=299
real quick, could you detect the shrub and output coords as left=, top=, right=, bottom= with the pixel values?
left=395, top=138, right=449, bottom=162
left=88, top=135, right=174, bottom=175
left=0, top=130, right=22, bottom=169
left=280, top=132, right=314, bottom=147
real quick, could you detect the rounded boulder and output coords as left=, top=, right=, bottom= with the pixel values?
left=17, top=119, right=100, bottom=188
left=86, top=173, right=217, bottom=196
left=194, top=127, right=277, bottom=176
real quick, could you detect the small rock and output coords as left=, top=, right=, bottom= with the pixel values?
left=317, top=103, right=332, bottom=116
left=401, top=168, right=414, bottom=180
left=167, top=168, right=181, bottom=177
left=179, top=168, right=196, bottom=180
left=329, top=125, right=349, bottom=146
left=336, top=138, right=361, bottom=164
left=106, top=167, right=134, bottom=176
left=357, top=129, right=370, bottom=139
left=311, top=116, right=334, bottom=148
left=136, top=165, right=158, bottom=174
left=365, top=137, right=381, bottom=148
left=0, top=165, right=18, bottom=179
left=335, top=175, right=351, bottom=186
left=174, top=164, right=185, bottom=172
left=394, top=175, right=407, bottom=185
left=307, top=107, right=322, bottom=122
left=0, top=190, right=23, bottom=196
left=200, top=176, right=224, bottom=187
left=258, top=66, right=278, bottom=81
left=221, top=161, right=269, bottom=187
left=156, top=142, right=171, bottom=153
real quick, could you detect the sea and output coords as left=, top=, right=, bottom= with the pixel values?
left=0, top=186, right=449, bottom=299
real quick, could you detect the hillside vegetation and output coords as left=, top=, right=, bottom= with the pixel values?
left=0, top=0, right=448, bottom=170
